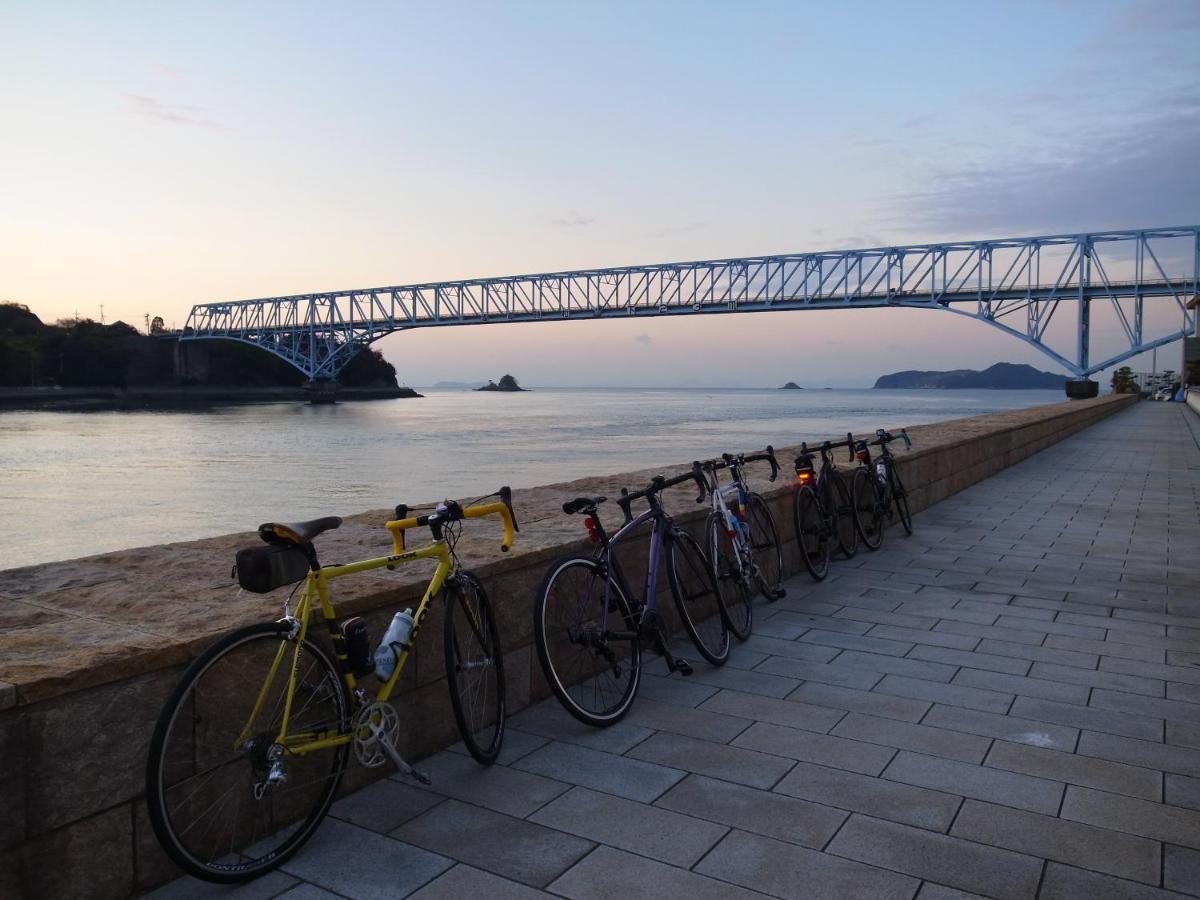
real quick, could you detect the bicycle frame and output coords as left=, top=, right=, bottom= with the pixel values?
left=594, top=504, right=672, bottom=639
left=708, top=478, right=752, bottom=573
left=239, top=500, right=513, bottom=757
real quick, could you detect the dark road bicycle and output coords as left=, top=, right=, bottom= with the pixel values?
left=534, top=464, right=731, bottom=727
left=793, top=435, right=859, bottom=580
left=699, top=446, right=786, bottom=639
left=851, top=429, right=913, bottom=550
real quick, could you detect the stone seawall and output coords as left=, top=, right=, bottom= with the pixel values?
left=0, top=393, right=1137, bottom=898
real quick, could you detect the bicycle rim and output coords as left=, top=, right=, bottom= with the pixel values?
left=793, top=486, right=830, bottom=580
left=667, top=529, right=731, bottom=665
left=829, top=471, right=858, bottom=558
left=444, top=573, right=505, bottom=763
left=706, top=512, right=752, bottom=641
left=746, top=493, right=784, bottom=597
left=534, top=555, right=641, bottom=726
left=852, top=467, right=885, bottom=550
left=146, top=623, right=349, bottom=883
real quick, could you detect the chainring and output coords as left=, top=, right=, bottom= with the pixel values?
left=352, top=701, right=400, bottom=768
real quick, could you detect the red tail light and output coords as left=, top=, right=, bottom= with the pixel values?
left=856, top=450, right=869, bottom=462
left=584, top=517, right=600, bottom=543
left=796, top=470, right=814, bottom=485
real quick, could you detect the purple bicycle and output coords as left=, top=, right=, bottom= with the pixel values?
left=534, top=463, right=732, bottom=727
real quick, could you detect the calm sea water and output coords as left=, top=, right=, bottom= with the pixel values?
left=0, top=387, right=1062, bottom=568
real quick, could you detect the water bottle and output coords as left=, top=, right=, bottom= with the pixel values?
left=374, top=609, right=414, bottom=680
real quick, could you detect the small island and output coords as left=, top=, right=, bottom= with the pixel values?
left=476, top=374, right=528, bottom=392
left=780, top=382, right=804, bottom=390
left=874, top=362, right=1067, bottom=390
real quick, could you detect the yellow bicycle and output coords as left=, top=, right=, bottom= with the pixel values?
left=145, top=487, right=518, bottom=883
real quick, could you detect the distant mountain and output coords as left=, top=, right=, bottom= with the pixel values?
left=874, top=363, right=1068, bottom=390
left=780, top=382, right=804, bottom=390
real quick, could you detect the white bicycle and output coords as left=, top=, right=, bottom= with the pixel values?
left=698, top=447, right=787, bottom=641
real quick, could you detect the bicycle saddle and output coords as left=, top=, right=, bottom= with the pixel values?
left=562, top=496, right=606, bottom=514
left=259, top=516, right=343, bottom=546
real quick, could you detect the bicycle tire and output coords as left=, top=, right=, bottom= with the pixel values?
left=745, top=492, right=785, bottom=600
left=852, top=466, right=885, bottom=550
left=705, top=512, right=752, bottom=641
left=146, top=622, right=350, bottom=883
left=828, top=470, right=858, bottom=559
left=889, top=462, right=914, bottom=535
left=793, top=485, right=830, bottom=581
left=667, top=528, right=731, bottom=666
left=444, top=571, right=505, bottom=764
left=534, top=554, right=642, bottom=727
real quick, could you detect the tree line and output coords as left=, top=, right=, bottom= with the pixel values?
left=0, top=303, right=399, bottom=389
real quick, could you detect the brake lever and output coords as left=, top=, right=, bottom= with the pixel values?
left=765, top=444, right=779, bottom=482
left=901, top=429, right=911, bottom=450
left=692, top=461, right=708, bottom=503
left=847, top=432, right=855, bottom=462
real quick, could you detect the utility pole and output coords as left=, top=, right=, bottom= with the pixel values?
left=99, top=304, right=105, bottom=325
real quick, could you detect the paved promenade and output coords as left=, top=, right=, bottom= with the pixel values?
left=149, top=401, right=1200, bottom=900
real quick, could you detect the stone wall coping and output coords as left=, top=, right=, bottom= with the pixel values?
left=0, top=393, right=1133, bottom=708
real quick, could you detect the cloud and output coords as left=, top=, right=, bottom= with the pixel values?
left=148, top=62, right=183, bottom=79
left=128, top=95, right=216, bottom=127
left=642, top=220, right=709, bottom=240
left=551, top=211, right=594, bottom=228
left=634, top=333, right=653, bottom=344
left=892, top=92, right=1200, bottom=237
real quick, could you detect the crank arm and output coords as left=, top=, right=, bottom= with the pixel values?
left=375, top=730, right=431, bottom=785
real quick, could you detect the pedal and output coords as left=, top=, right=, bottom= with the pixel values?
left=670, top=657, right=694, bottom=676
left=767, top=587, right=787, bottom=601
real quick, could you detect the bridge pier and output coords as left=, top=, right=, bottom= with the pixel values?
left=1065, top=378, right=1099, bottom=400
left=304, top=379, right=338, bottom=404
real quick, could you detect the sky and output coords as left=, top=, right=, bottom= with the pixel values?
left=1, top=0, right=1197, bottom=387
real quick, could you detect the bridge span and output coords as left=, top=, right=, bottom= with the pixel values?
left=182, top=226, right=1199, bottom=391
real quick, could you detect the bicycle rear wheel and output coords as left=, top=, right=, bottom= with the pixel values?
left=745, top=492, right=784, bottom=600
left=828, top=470, right=858, bottom=558
left=705, top=512, right=752, bottom=641
left=889, top=463, right=914, bottom=535
left=852, top=466, right=886, bottom=550
left=793, top=485, right=830, bottom=580
left=534, top=555, right=641, bottom=727
left=444, top=572, right=505, bottom=764
left=667, top=529, right=731, bottom=666
left=146, top=622, right=350, bottom=883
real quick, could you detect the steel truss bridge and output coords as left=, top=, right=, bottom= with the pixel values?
left=183, top=226, right=1199, bottom=383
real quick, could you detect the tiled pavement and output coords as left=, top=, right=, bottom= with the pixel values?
left=147, top=401, right=1200, bottom=900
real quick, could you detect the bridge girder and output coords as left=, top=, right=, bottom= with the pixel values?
left=183, top=226, right=1199, bottom=381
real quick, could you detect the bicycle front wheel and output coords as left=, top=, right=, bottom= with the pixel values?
left=705, top=512, right=752, bottom=641
left=852, top=466, right=886, bottom=550
left=829, top=470, right=858, bottom=558
left=745, top=492, right=784, bottom=599
left=146, top=622, right=350, bottom=883
left=444, top=572, right=506, bottom=764
left=667, top=529, right=731, bottom=666
left=793, top=485, right=830, bottom=581
left=534, top=555, right=641, bottom=727
left=889, top=463, right=914, bottom=535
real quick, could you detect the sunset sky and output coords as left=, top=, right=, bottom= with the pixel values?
left=2, top=1, right=1197, bottom=387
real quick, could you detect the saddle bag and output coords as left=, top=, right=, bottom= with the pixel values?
left=234, top=544, right=311, bottom=593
